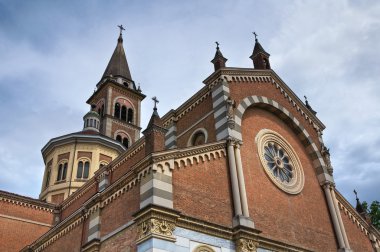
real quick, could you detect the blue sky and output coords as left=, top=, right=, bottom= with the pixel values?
left=0, top=0, right=379, bottom=206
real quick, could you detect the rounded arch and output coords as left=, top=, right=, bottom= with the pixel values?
left=234, top=95, right=329, bottom=180
left=193, top=245, right=215, bottom=252
left=76, top=157, right=91, bottom=179
left=114, top=130, right=131, bottom=148
left=187, top=128, right=208, bottom=147
left=112, top=96, right=136, bottom=111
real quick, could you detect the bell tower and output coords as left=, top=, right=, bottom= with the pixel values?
left=87, top=26, right=145, bottom=148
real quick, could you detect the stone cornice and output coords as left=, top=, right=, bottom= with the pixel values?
left=87, top=80, right=146, bottom=105
left=0, top=190, right=55, bottom=213
left=203, top=68, right=325, bottom=132
left=162, top=86, right=210, bottom=128
left=335, top=189, right=380, bottom=241
left=41, top=132, right=126, bottom=161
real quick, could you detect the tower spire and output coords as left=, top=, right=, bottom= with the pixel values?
left=250, top=32, right=271, bottom=70
left=102, top=25, right=132, bottom=82
left=211, top=41, right=227, bottom=71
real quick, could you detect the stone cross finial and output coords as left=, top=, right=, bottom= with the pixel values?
left=152, top=96, right=159, bottom=110
left=253, top=32, right=258, bottom=42
left=354, top=189, right=358, bottom=200
left=118, top=25, right=125, bottom=35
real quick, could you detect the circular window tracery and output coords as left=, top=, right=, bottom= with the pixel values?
left=256, top=129, right=304, bottom=194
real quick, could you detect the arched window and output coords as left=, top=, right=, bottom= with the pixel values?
left=114, top=103, right=121, bottom=118
left=45, top=168, right=51, bottom=188
left=192, top=132, right=206, bottom=146
left=123, top=138, right=129, bottom=148
left=127, top=108, right=133, bottom=123
left=77, top=161, right=90, bottom=179
left=116, top=135, right=122, bottom=143
left=121, top=106, right=127, bottom=121
left=99, top=162, right=108, bottom=169
left=77, top=161, right=83, bottom=178
left=57, top=162, right=67, bottom=181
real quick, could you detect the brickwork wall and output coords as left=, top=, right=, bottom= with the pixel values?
left=100, top=225, right=138, bottom=252
left=175, top=94, right=216, bottom=148
left=241, top=107, right=337, bottom=251
left=176, top=113, right=216, bottom=147
left=51, top=193, right=64, bottom=204
left=0, top=199, right=53, bottom=252
left=339, top=207, right=374, bottom=251
left=100, top=184, right=139, bottom=236
left=42, top=223, right=83, bottom=252
left=61, top=182, right=97, bottom=220
left=229, top=80, right=320, bottom=145
left=173, top=156, right=233, bottom=227
left=111, top=144, right=146, bottom=183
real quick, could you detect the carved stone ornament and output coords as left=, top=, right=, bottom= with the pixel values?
left=139, top=218, right=175, bottom=241
left=236, top=238, right=258, bottom=252
left=321, top=143, right=334, bottom=175
left=226, top=97, right=236, bottom=129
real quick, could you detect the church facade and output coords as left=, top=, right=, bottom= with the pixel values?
left=0, top=29, right=379, bottom=252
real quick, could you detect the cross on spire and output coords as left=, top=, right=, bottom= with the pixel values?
left=354, top=189, right=358, bottom=200
left=215, top=41, right=219, bottom=49
left=253, top=32, right=258, bottom=42
left=118, top=25, right=125, bottom=35
left=152, top=96, right=159, bottom=110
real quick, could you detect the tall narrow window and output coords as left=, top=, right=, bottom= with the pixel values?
left=45, top=169, right=51, bottom=188
left=57, top=162, right=68, bottom=181
left=114, top=103, right=120, bottom=118
left=83, top=162, right=90, bottom=178
left=121, top=106, right=127, bottom=121
left=77, top=161, right=83, bottom=178
left=101, top=104, right=105, bottom=116
left=62, top=163, right=67, bottom=180
left=57, top=164, right=63, bottom=181
left=116, top=135, right=122, bottom=142
left=127, top=108, right=133, bottom=123
left=123, top=138, right=129, bottom=148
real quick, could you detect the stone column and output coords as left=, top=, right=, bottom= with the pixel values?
left=234, top=142, right=249, bottom=217
left=323, top=182, right=345, bottom=250
left=227, top=139, right=243, bottom=216
left=330, top=187, right=351, bottom=250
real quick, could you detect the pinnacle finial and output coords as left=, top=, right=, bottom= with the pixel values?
left=354, top=189, right=359, bottom=201
left=152, top=96, right=159, bottom=110
left=253, top=32, right=258, bottom=42
left=118, top=25, right=125, bottom=35
left=215, top=41, right=220, bottom=49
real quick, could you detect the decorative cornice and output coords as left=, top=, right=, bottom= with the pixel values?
left=335, top=190, right=380, bottom=242
left=162, top=87, right=211, bottom=128
left=0, top=190, right=55, bottom=213
left=203, top=68, right=325, bottom=132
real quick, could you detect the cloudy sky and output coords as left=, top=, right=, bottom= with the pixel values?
left=0, top=0, right=379, bottom=206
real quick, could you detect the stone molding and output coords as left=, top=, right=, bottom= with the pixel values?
left=134, top=206, right=180, bottom=244
left=336, top=190, right=380, bottom=245
left=0, top=191, right=55, bottom=213
left=203, top=69, right=324, bottom=132
left=162, top=88, right=211, bottom=127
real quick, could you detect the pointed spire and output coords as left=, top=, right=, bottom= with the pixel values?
left=143, top=97, right=167, bottom=155
left=250, top=32, right=271, bottom=70
left=354, top=189, right=365, bottom=214
left=102, top=25, right=132, bottom=81
left=211, top=41, right=227, bottom=71
left=304, top=96, right=317, bottom=115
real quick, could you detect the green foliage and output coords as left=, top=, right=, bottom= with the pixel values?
left=362, top=200, right=380, bottom=230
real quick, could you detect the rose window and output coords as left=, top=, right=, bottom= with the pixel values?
left=256, top=129, right=304, bottom=194
left=264, top=142, right=293, bottom=183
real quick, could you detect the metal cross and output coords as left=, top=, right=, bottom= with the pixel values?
left=253, top=32, right=258, bottom=41
left=215, top=41, right=219, bottom=48
left=354, top=189, right=358, bottom=200
left=152, top=96, right=159, bottom=109
left=304, top=95, right=308, bottom=102
left=118, top=25, right=125, bottom=35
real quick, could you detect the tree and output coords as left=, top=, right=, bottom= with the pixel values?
left=362, top=200, right=380, bottom=230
